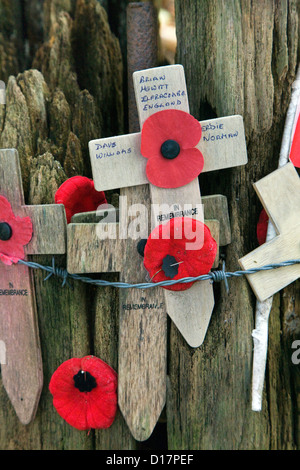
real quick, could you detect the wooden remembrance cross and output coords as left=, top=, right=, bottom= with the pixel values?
left=67, top=65, right=248, bottom=440
left=0, top=149, right=67, bottom=424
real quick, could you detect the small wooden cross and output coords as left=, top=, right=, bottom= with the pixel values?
left=239, top=162, right=300, bottom=301
left=68, top=65, right=247, bottom=440
left=88, top=65, right=247, bottom=346
left=0, top=149, right=66, bottom=424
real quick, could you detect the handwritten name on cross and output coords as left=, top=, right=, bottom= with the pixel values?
left=88, top=64, right=247, bottom=346
left=239, top=162, right=300, bottom=301
left=0, top=149, right=66, bottom=424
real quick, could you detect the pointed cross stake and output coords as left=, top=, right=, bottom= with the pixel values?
left=88, top=64, right=247, bottom=347
left=239, top=162, right=300, bottom=301
left=68, top=194, right=167, bottom=441
left=0, top=149, right=66, bottom=424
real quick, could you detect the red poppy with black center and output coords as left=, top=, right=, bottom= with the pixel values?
left=0, top=196, right=33, bottom=266
left=140, top=109, right=204, bottom=188
left=143, top=217, right=217, bottom=291
left=55, top=176, right=107, bottom=223
left=49, top=355, right=118, bottom=431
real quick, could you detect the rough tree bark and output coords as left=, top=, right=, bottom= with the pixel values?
left=168, top=0, right=300, bottom=450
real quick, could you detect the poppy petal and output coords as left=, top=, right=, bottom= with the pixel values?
left=86, top=393, right=117, bottom=429
left=0, top=219, right=33, bottom=261
left=81, top=356, right=117, bottom=390
left=0, top=196, right=15, bottom=220
left=0, top=253, right=19, bottom=265
left=0, top=196, right=33, bottom=264
left=256, top=208, right=269, bottom=246
left=146, top=148, right=204, bottom=188
left=53, top=394, right=89, bottom=430
left=9, top=216, right=33, bottom=246
left=49, top=358, right=82, bottom=393
left=0, top=239, right=26, bottom=263
left=144, top=218, right=217, bottom=291
left=49, top=356, right=117, bottom=431
left=141, top=109, right=202, bottom=159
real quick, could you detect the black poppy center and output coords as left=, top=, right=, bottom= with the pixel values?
left=160, top=140, right=180, bottom=159
left=0, top=222, right=12, bottom=241
left=137, top=238, right=147, bottom=257
left=73, top=370, right=97, bottom=392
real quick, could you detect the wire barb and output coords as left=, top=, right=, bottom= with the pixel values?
left=210, top=261, right=229, bottom=293
left=15, top=258, right=300, bottom=290
left=43, top=257, right=70, bottom=287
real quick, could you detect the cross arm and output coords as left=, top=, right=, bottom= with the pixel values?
left=239, top=233, right=300, bottom=301
left=89, top=116, right=247, bottom=193
left=89, top=133, right=144, bottom=192
left=67, top=222, right=124, bottom=274
left=24, top=204, right=66, bottom=255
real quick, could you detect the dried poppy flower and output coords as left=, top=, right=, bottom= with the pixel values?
left=0, top=196, right=33, bottom=265
left=143, top=217, right=217, bottom=291
left=140, top=109, right=204, bottom=188
left=49, top=355, right=118, bottom=431
left=257, top=208, right=269, bottom=245
left=55, top=176, right=107, bottom=223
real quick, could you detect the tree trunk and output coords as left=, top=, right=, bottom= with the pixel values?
left=168, top=0, right=299, bottom=450
left=0, top=0, right=299, bottom=451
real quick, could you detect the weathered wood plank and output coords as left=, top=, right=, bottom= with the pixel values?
left=202, top=195, right=231, bottom=246
left=67, top=223, right=123, bottom=274
left=0, top=261, right=42, bottom=424
left=205, top=219, right=219, bottom=268
left=24, top=204, right=66, bottom=255
left=93, top=283, right=137, bottom=450
left=117, top=2, right=167, bottom=442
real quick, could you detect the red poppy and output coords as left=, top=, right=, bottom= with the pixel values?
left=0, top=196, right=33, bottom=265
left=256, top=208, right=269, bottom=246
left=143, top=217, right=217, bottom=291
left=49, top=355, right=118, bottom=431
left=140, top=109, right=204, bottom=188
left=55, top=176, right=107, bottom=223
